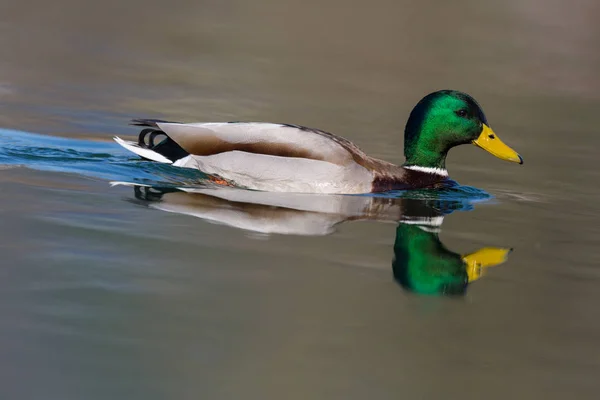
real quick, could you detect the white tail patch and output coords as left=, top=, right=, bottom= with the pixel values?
left=113, top=136, right=173, bottom=164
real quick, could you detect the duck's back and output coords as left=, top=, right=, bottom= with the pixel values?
left=157, top=121, right=364, bottom=166
left=118, top=121, right=377, bottom=193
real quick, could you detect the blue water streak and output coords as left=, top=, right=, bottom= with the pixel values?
left=0, top=128, right=208, bottom=186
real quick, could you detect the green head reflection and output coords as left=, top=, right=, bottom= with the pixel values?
left=392, top=217, right=511, bottom=296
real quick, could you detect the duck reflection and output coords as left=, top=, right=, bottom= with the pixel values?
left=128, top=184, right=511, bottom=295
left=393, top=223, right=510, bottom=296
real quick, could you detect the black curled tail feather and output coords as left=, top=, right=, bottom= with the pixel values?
left=136, top=124, right=189, bottom=162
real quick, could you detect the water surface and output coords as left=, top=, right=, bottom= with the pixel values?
left=1, top=0, right=600, bottom=399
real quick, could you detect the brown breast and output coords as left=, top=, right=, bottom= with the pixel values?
left=369, top=163, right=449, bottom=192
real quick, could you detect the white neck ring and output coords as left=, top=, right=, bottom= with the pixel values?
left=404, top=165, right=449, bottom=177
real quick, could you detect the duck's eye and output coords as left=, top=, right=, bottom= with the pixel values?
left=455, top=109, right=468, bottom=118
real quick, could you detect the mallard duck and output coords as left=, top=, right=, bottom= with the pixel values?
left=115, top=90, right=522, bottom=194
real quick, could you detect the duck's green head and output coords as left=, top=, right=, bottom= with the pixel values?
left=403, top=90, right=523, bottom=169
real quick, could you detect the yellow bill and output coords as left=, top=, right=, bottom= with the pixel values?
left=473, top=124, right=523, bottom=164
left=462, top=247, right=512, bottom=282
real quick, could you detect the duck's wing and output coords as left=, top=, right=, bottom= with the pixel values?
left=154, top=121, right=366, bottom=166
left=115, top=121, right=385, bottom=193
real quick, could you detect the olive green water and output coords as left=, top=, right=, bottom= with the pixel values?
left=1, top=1, right=600, bottom=399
